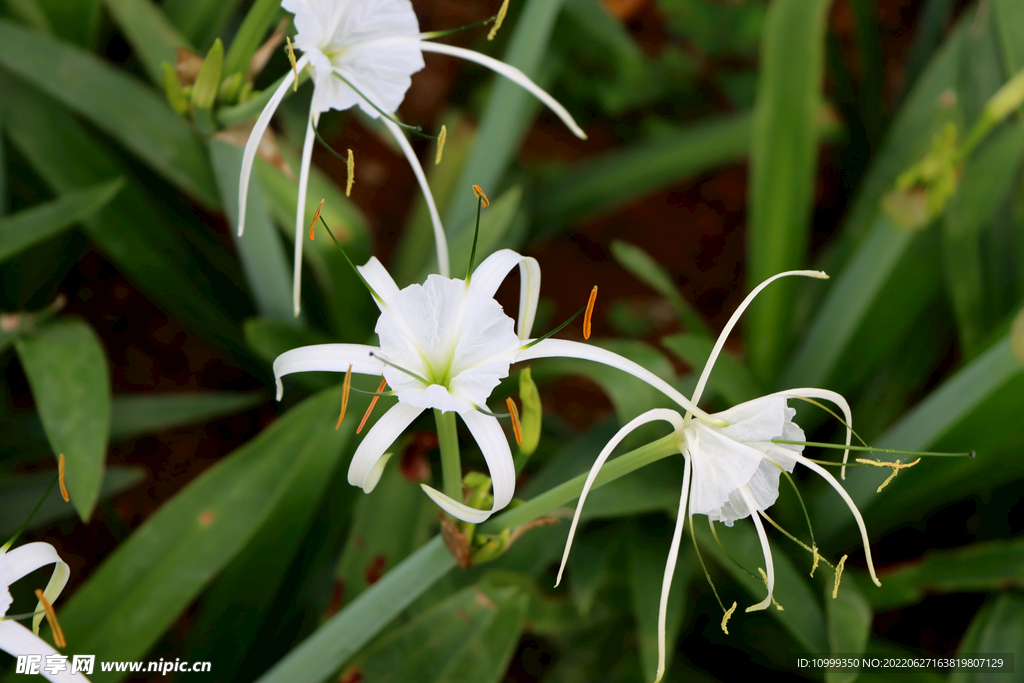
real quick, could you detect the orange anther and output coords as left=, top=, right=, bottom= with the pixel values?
left=583, top=285, right=598, bottom=340
left=357, top=377, right=388, bottom=434
left=336, top=364, right=353, bottom=429
left=34, top=590, right=66, bottom=648
left=506, top=397, right=523, bottom=446
left=472, top=185, right=489, bottom=208
left=309, top=199, right=325, bottom=240
left=58, top=454, right=69, bottom=502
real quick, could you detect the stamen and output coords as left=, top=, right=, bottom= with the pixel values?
left=583, top=285, right=598, bottom=340
left=709, top=520, right=759, bottom=581
left=34, top=590, right=66, bottom=648
left=472, top=184, right=490, bottom=207
left=757, top=568, right=784, bottom=610
left=810, top=545, right=820, bottom=578
left=357, top=377, right=388, bottom=434
left=721, top=602, right=737, bottom=635
left=506, top=397, right=523, bottom=446
left=332, top=72, right=437, bottom=140
left=58, top=454, right=69, bottom=503
left=758, top=510, right=835, bottom=572
left=854, top=457, right=920, bottom=492
left=315, top=213, right=384, bottom=304
left=368, top=352, right=431, bottom=385
left=336, top=364, right=353, bottom=429
left=832, top=555, right=848, bottom=599
left=309, top=199, right=324, bottom=240
left=777, top=440, right=970, bottom=458
left=346, top=149, right=355, bottom=197
left=690, top=514, right=727, bottom=613
left=519, top=303, right=588, bottom=350
left=285, top=37, right=298, bottom=92
left=435, top=125, right=447, bottom=165
left=488, top=0, right=509, bottom=40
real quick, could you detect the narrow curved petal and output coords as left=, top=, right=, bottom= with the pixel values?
left=739, top=486, right=774, bottom=612
left=654, top=453, right=691, bottom=683
left=0, top=621, right=89, bottom=682
left=792, top=453, right=881, bottom=587
left=2, top=543, right=70, bottom=635
left=380, top=117, right=450, bottom=277
left=419, top=42, right=587, bottom=140
left=357, top=256, right=402, bottom=311
left=293, top=105, right=320, bottom=317
left=273, top=344, right=385, bottom=400
left=765, top=388, right=853, bottom=479
left=555, top=409, right=684, bottom=586
left=239, top=54, right=310, bottom=237
left=421, top=411, right=515, bottom=523
left=470, top=250, right=541, bottom=340
left=516, top=339, right=721, bottom=424
left=690, top=270, right=828, bottom=406
left=348, top=402, right=423, bottom=491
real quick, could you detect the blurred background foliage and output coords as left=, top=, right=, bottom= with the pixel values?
left=1, top=0, right=1023, bottom=681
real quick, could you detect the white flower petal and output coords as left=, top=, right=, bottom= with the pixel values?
left=740, top=486, right=774, bottom=612
left=420, top=411, right=516, bottom=523
left=768, top=387, right=853, bottom=479
left=348, top=402, right=423, bottom=491
left=556, top=409, right=684, bottom=586
left=293, top=105, right=320, bottom=317
left=0, top=621, right=89, bottom=682
left=238, top=54, right=309, bottom=237
left=273, top=344, right=385, bottom=400
left=381, top=117, right=449, bottom=277
left=690, top=270, right=828, bottom=406
left=362, top=452, right=394, bottom=492
left=356, top=256, right=402, bottom=311
left=684, top=424, right=764, bottom=518
left=469, top=250, right=542, bottom=340
left=516, top=339, right=718, bottom=423
left=655, top=454, right=691, bottom=683
left=792, top=452, right=881, bottom=587
left=419, top=41, right=587, bottom=140
left=1, top=543, right=69, bottom=634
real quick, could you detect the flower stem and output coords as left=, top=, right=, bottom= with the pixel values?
left=434, top=409, right=462, bottom=508
left=480, top=432, right=679, bottom=532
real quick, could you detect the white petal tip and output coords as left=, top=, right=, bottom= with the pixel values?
left=874, top=578, right=882, bottom=587
left=745, top=599, right=771, bottom=613
left=814, top=271, right=830, bottom=279
left=362, top=453, right=393, bottom=493
left=237, top=225, right=245, bottom=237
left=654, top=671, right=665, bottom=683
left=275, top=379, right=284, bottom=402
left=420, top=483, right=491, bottom=524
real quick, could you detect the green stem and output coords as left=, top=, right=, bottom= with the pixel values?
left=434, top=409, right=462, bottom=506
left=480, top=432, right=679, bottom=532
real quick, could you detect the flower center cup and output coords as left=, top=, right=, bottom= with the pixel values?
left=375, top=275, right=521, bottom=414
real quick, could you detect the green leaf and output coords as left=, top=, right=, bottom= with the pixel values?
left=827, top=578, right=872, bottom=683
left=993, top=0, right=1024, bottom=74
left=0, top=180, right=123, bottom=263
left=53, top=387, right=351, bottom=683
left=345, top=582, right=525, bottom=683
left=630, top=530, right=694, bottom=683
left=746, top=0, right=832, bottom=387
left=243, top=317, right=332, bottom=386
left=0, top=78, right=246, bottom=352
left=695, top=521, right=828, bottom=653
left=109, top=391, right=266, bottom=440
left=814, top=330, right=1024, bottom=541
left=437, top=0, right=567, bottom=273
left=15, top=319, right=111, bottom=520
left=611, top=240, right=712, bottom=338
left=537, top=113, right=752, bottom=229
left=33, top=0, right=99, bottom=47
left=870, top=538, right=1024, bottom=611
left=950, top=592, right=1024, bottom=683
left=101, top=0, right=191, bottom=84
left=162, top=0, right=242, bottom=52
left=942, top=121, right=1024, bottom=356
left=191, top=38, right=223, bottom=111
left=257, top=538, right=458, bottom=683
left=0, top=466, right=143, bottom=538
left=223, top=0, right=281, bottom=78
left=2, top=0, right=51, bottom=33
left=184, top=401, right=358, bottom=681
left=0, top=19, right=218, bottom=207
left=662, top=333, right=761, bottom=406
left=209, top=138, right=295, bottom=321
left=335, top=457, right=435, bottom=606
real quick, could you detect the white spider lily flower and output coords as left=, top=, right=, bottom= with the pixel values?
left=274, top=249, right=716, bottom=523
left=555, top=270, right=880, bottom=683
left=0, top=543, right=86, bottom=682
left=238, top=0, right=588, bottom=315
